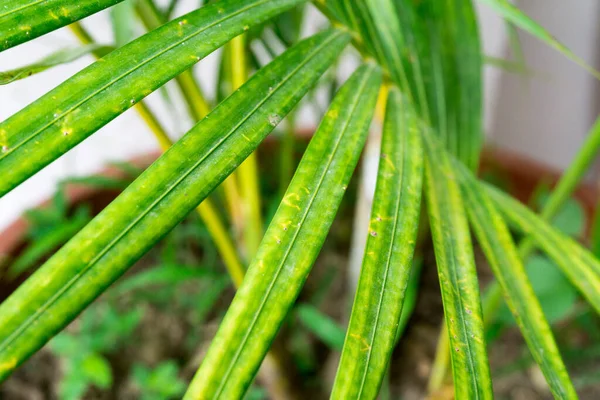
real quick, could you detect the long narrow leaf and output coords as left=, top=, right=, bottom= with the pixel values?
left=0, top=28, right=349, bottom=381
left=185, top=63, right=382, bottom=399
left=422, top=132, right=492, bottom=399
left=456, top=166, right=577, bottom=399
left=110, top=0, right=137, bottom=47
left=478, top=0, right=600, bottom=80
left=0, top=0, right=305, bottom=197
left=0, top=0, right=124, bottom=52
left=0, top=45, right=110, bottom=85
left=332, top=88, right=423, bottom=399
left=485, top=183, right=600, bottom=314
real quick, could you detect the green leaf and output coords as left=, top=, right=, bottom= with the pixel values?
left=59, top=371, right=89, bottom=400
left=0, top=0, right=124, bottom=52
left=0, top=45, right=110, bottom=85
left=111, top=264, right=215, bottom=296
left=110, top=0, right=137, bottom=47
left=485, top=183, right=600, bottom=314
left=456, top=165, right=577, bottom=399
left=0, top=0, right=306, bottom=197
left=422, top=132, right=492, bottom=399
left=296, top=304, right=345, bottom=351
left=481, top=115, right=600, bottom=328
left=395, top=255, right=423, bottom=343
left=61, top=175, right=133, bottom=190
left=324, top=0, right=483, bottom=169
left=133, top=360, right=186, bottom=399
left=81, top=352, right=113, bottom=389
left=592, top=205, right=600, bottom=259
left=7, top=213, right=89, bottom=279
left=0, top=28, right=349, bottom=382
left=536, top=190, right=585, bottom=239
left=498, top=256, right=577, bottom=325
left=332, top=88, right=423, bottom=399
left=185, top=63, right=382, bottom=399
left=478, top=0, right=600, bottom=80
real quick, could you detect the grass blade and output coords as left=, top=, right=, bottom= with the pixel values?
left=484, top=183, right=600, bottom=314
left=331, top=88, right=423, bottom=399
left=456, top=166, right=577, bottom=399
left=185, top=63, right=382, bottom=399
left=0, top=0, right=124, bottom=52
left=0, top=28, right=349, bottom=381
left=422, top=132, right=492, bottom=399
left=0, top=0, right=305, bottom=197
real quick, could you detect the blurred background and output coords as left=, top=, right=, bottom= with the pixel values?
left=1, top=0, right=600, bottom=230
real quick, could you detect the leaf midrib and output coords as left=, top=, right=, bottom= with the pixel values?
left=0, top=0, right=49, bottom=19
left=0, top=30, right=345, bottom=354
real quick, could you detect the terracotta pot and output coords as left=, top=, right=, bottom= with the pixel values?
left=1, top=146, right=597, bottom=276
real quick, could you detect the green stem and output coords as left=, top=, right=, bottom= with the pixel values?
left=135, top=0, right=211, bottom=120
left=136, top=0, right=245, bottom=245
left=231, top=33, right=264, bottom=260
left=279, top=113, right=296, bottom=197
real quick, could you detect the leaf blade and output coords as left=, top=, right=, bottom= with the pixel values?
left=184, top=63, right=382, bottom=399
left=0, top=0, right=306, bottom=197
left=331, top=88, right=423, bottom=399
left=485, top=183, right=600, bottom=314
left=478, top=0, right=600, bottom=80
left=325, top=0, right=484, bottom=169
left=423, top=132, right=492, bottom=399
left=457, top=166, right=577, bottom=399
left=0, top=0, right=124, bottom=52
left=0, top=44, right=110, bottom=85
left=0, top=28, right=349, bottom=381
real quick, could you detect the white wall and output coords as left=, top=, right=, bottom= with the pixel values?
left=488, top=0, right=600, bottom=171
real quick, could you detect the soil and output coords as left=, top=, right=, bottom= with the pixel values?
left=5, top=231, right=599, bottom=400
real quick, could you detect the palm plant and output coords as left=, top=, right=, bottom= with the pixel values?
left=1, top=0, right=600, bottom=398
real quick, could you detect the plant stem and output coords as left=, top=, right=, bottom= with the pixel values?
left=67, top=21, right=245, bottom=287
left=428, top=323, right=451, bottom=394
left=133, top=0, right=245, bottom=245
left=231, top=33, right=263, bottom=259
left=279, top=113, right=296, bottom=197
left=135, top=0, right=210, bottom=121
left=133, top=101, right=174, bottom=150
